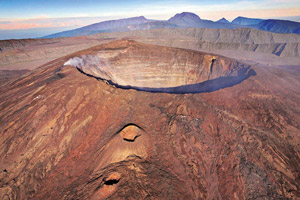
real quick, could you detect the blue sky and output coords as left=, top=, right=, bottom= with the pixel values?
left=1, top=0, right=299, bottom=19
left=0, top=0, right=300, bottom=39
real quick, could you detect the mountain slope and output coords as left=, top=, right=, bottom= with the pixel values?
left=254, top=19, right=300, bottom=34
left=99, top=21, right=179, bottom=33
left=232, top=16, right=263, bottom=25
left=43, top=16, right=150, bottom=38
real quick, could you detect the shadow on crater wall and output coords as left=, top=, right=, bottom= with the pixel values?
left=75, top=66, right=256, bottom=94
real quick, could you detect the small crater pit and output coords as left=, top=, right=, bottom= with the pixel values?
left=103, top=172, right=121, bottom=185
left=120, top=125, right=142, bottom=142
left=93, top=172, right=121, bottom=200
left=104, top=179, right=119, bottom=185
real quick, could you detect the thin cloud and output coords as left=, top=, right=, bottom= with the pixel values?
left=0, top=16, right=111, bottom=30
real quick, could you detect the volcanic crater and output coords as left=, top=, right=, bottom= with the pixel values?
left=64, top=40, right=255, bottom=93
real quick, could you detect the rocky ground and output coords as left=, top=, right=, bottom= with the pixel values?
left=0, top=40, right=299, bottom=199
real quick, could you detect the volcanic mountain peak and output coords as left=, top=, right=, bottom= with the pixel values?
left=170, top=12, right=201, bottom=19
left=43, top=16, right=151, bottom=38
left=167, top=12, right=237, bottom=29
left=168, top=12, right=202, bottom=27
left=217, top=17, right=230, bottom=23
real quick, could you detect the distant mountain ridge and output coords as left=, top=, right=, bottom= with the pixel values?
left=232, top=16, right=263, bottom=25
left=42, top=12, right=300, bottom=38
left=43, top=16, right=151, bottom=38
left=167, top=12, right=237, bottom=29
left=255, top=19, right=300, bottom=34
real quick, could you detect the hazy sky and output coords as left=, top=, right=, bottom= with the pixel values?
left=0, top=0, right=300, bottom=39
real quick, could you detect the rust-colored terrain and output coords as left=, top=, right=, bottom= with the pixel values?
left=0, top=40, right=300, bottom=199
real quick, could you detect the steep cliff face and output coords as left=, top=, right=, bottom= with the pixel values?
left=0, top=40, right=299, bottom=199
left=1, top=28, right=300, bottom=72
left=90, top=27, right=300, bottom=44
left=94, top=28, right=300, bottom=58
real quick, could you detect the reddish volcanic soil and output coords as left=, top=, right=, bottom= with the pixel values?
left=0, top=40, right=300, bottom=199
